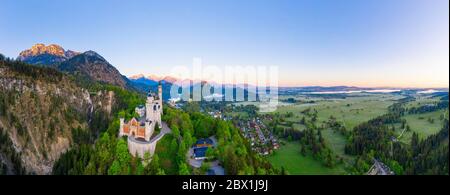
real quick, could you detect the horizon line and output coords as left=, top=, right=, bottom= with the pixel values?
left=126, top=73, right=449, bottom=90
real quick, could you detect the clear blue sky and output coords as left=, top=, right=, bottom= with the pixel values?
left=1, top=0, right=448, bottom=87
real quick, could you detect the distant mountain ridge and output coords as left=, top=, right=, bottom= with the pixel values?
left=129, top=74, right=181, bottom=85
left=128, top=74, right=374, bottom=90
left=17, top=44, right=131, bottom=89
left=129, top=74, right=268, bottom=101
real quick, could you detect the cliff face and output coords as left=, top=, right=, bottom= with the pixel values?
left=0, top=60, right=115, bottom=174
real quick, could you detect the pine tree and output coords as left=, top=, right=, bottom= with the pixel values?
left=411, top=132, right=420, bottom=157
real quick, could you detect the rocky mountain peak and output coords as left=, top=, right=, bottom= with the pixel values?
left=17, top=43, right=80, bottom=66
left=129, top=74, right=146, bottom=80
left=16, top=44, right=132, bottom=89
left=19, top=43, right=68, bottom=59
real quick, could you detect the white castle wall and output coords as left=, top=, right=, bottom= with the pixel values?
left=144, top=120, right=154, bottom=141
left=127, top=132, right=166, bottom=158
left=128, top=137, right=156, bottom=158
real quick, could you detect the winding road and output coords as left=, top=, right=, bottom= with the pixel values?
left=150, top=122, right=172, bottom=143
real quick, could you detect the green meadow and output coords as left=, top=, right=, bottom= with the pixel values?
left=393, top=110, right=448, bottom=143
left=321, top=128, right=353, bottom=161
left=234, top=92, right=448, bottom=174
left=274, top=93, right=400, bottom=130
left=267, top=141, right=347, bottom=175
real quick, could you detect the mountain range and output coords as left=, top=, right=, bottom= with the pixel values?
left=14, top=44, right=448, bottom=99
left=17, top=44, right=131, bottom=89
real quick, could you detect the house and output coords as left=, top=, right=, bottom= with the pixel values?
left=193, top=138, right=214, bottom=160
left=193, top=147, right=209, bottom=160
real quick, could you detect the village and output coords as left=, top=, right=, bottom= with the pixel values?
left=169, top=99, right=280, bottom=156
left=235, top=117, right=280, bottom=156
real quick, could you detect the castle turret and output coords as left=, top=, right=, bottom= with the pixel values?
left=158, top=82, right=163, bottom=114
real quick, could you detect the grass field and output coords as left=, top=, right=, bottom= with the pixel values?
left=247, top=93, right=401, bottom=174
left=234, top=92, right=447, bottom=174
left=392, top=111, right=447, bottom=144
left=403, top=111, right=447, bottom=138
left=267, top=141, right=347, bottom=175
left=228, top=111, right=250, bottom=119
left=274, top=94, right=400, bottom=130
left=321, top=128, right=353, bottom=161
left=404, top=96, right=441, bottom=109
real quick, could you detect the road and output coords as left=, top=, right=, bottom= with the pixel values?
left=150, top=122, right=172, bottom=143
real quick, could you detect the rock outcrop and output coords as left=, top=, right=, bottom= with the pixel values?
left=17, top=44, right=80, bottom=66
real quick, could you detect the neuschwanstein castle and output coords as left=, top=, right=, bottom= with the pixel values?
left=119, top=83, right=164, bottom=158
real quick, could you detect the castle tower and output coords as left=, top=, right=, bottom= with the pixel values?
left=145, top=120, right=154, bottom=141
left=145, top=96, right=155, bottom=121
left=158, top=82, right=163, bottom=114
left=145, top=91, right=162, bottom=128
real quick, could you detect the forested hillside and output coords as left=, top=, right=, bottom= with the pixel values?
left=52, top=101, right=279, bottom=175
left=0, top=55, right=137, bottom=174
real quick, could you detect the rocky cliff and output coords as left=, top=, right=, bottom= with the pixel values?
left=0, top=59, right=116, bottom=174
